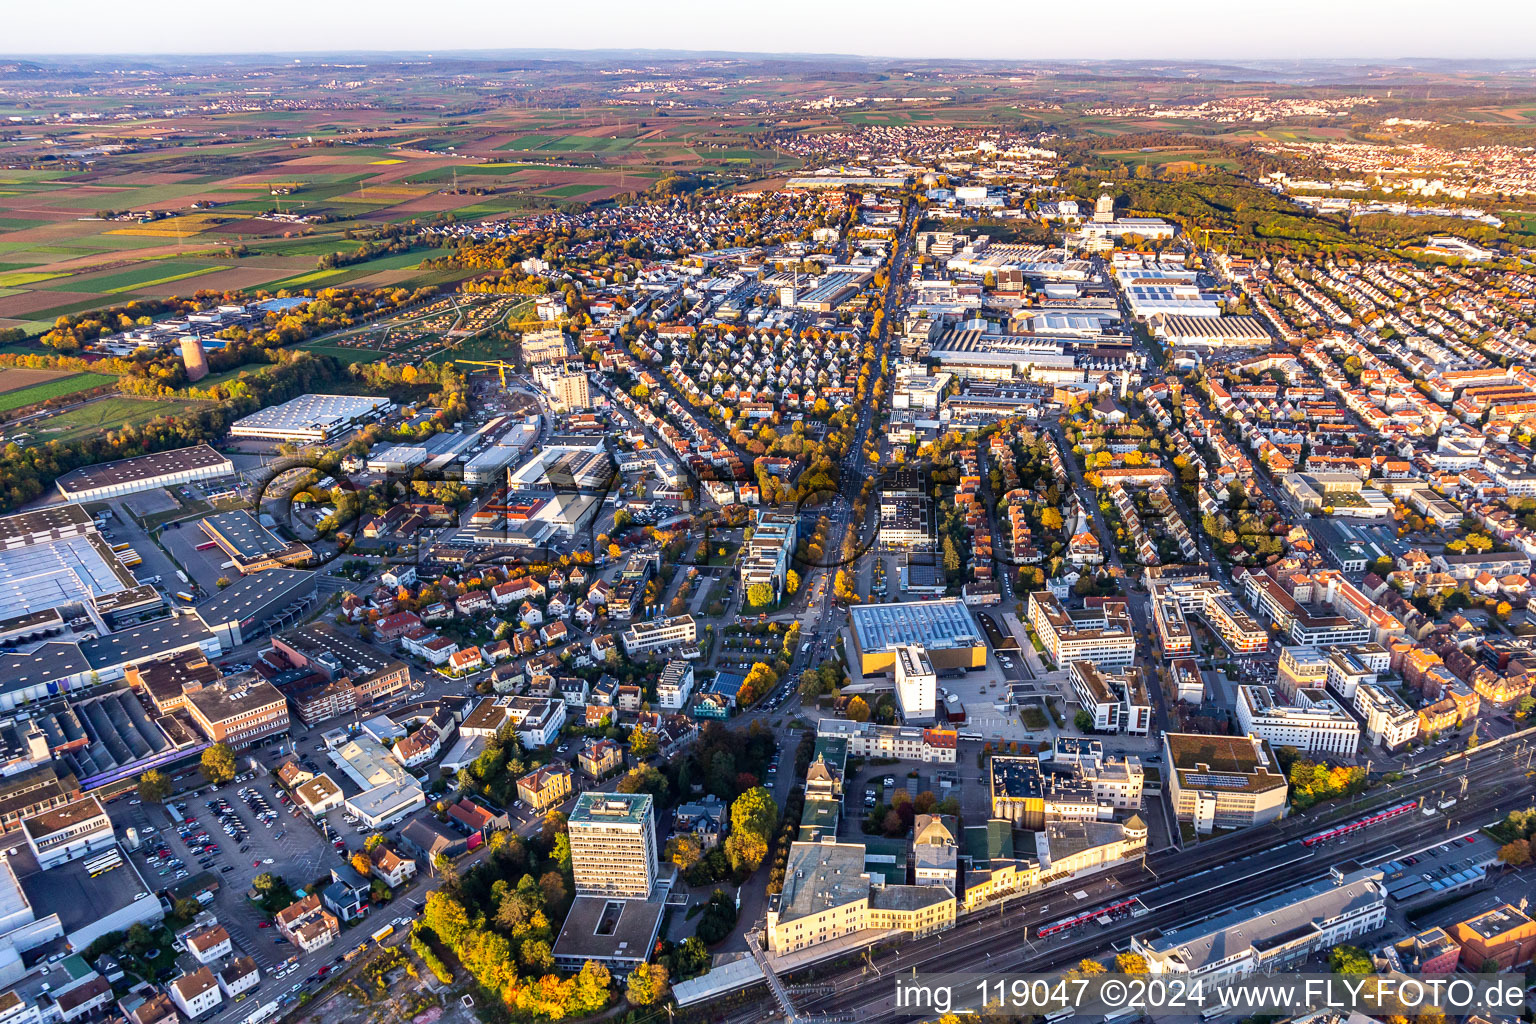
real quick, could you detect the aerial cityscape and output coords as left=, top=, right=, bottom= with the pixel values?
left=1, top=12, right=1536, bottom=1024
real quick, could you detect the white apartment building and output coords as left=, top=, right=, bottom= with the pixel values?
left=894, top=644, right=937, bottom=724
left=1069, top=661, right=1152, bottom=734
left=1354, top=682, right=1419, bottom=750
left=567, top=793, right=658, bottom=900
left=1235, top=684, right=1360, bottom=757
left=1029, top=592, right=1137, bottom=669
left=816, top=719, right=958, bottom=764
left=169, top=968, right=223, bottom=1019
left=656, top=660, right=694, bottom=710
left=622, top=614, right=697, bottom=656
left=185, top=923, right=233, bottom=965
left=20, top=795, right=115, bottom=870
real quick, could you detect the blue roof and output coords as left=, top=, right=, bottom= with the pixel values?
left=258, top=297, right=310, bottom=312
left=708, top=671, right=746, bottom=696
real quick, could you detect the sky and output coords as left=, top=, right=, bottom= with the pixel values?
left=7, top=0, right=1536, bottom=61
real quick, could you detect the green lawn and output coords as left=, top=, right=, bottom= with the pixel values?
left=27, top=395, right=203, bottom=442
left=0, top=372, right=118, bottom=414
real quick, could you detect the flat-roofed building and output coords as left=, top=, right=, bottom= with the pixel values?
left=739, top=508, right=798, bottom=602
left=294, top=774, right=343, bottom=816
left=567, top=793, right=657, bottom=900
left=848, top=599, right=987, bottom=676
left=198, top=511, right=311, bottom=574
left=230, top=394, right=391, bottom=442
left=0, top=763, right=81, bottom=834
left=989, top=755, right=1046, bottom=829
left=125, top=650, right=222, bottom=714
left=266, top=622, right=409, bottom=725
left=194, top=568, right=317, bottom=647
left=656, top=660, right=694, bottom=710
left=333, top=737, right=425, bottom=829
left=521, top=330, right=572, bottom=365
left=533, top=363, right=592, bottom=411
left=1148, top=575, right=1268, bottom=655
left=621, top=614, right=696, bottom=656
left=1028, top=592, right=1136, bottom=669
left=815, top=719, right=957, bottom=764
left=56, top=444, right=235, bottom=501
left=20, top=795, right=113, bottom=870
left=1354, top=681, right=1419, bottom=751
left=1450, top=904, right=1536, bottom=971
left=893, top=644, right=937, bottom=723
left=1068, top=661, right=1151, bottom=734
left=1163, top=732, right=1288, bottom=834
left=1235, top=684, right=1360, bottom=757
left=766, top=838, right=955, bottom=955
left=183, top=674, right=289, bottom=747
left=1132, top=865, right=1386, bottom=979
left=1277, top=645, right=1330, bottom=698
left=1035, top=816, right=1147, bottom=883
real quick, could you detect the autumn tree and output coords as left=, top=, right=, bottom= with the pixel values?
left=200, top=742, right=236, bottom=785
left=1328, top=945, right=1373, bottom=975
left=1114, top=953, right=1148, bottom=974
left=625, top=962, right=669, bottom=1006
left=666, top=834, right=704, bottom=872
left=138, top=769, right=170, bottom=803
left=1496, top=839, right=1531, bottom=867
left=847, top=696, right=871, bottom=722
left=785, top=569, right=801, bottom=596
left=351, top=851, right=373, bottom=877
left=628, top=723, right=658, bottom=757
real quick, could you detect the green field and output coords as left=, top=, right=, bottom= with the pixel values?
left=26, top=395, right=203, bottom=442
left=498, top=133, right=561, bottom=150
left=539, top=183, right=603, bottom=198
left=0, top=372, right=118, bottom=414
left=297, top=342, right=389, bottom=364
left=59, top=260, right=221, bottom=294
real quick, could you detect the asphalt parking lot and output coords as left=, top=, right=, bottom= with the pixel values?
left=119, top=773, right=344, bottom=979
left=159, top=517, right=237, bottom=593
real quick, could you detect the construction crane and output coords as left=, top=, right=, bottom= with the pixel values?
left=455, top=359, right=519, bottom=389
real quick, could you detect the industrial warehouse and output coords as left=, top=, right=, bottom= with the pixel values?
left=229, top=394, right=392, bottom=443
left=55, top=443, right=235, bottom=501
left=846, top=598, right=988, bottom=675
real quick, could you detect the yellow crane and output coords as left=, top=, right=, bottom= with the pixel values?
left=454, top=358, right=519, bottom=389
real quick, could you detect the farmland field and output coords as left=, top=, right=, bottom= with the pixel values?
left=0, top=367, right=88, bottom=394
left=0, top=372, right=118, bottom=414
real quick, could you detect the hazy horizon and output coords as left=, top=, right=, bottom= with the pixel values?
left=6, top=0, right=1536, bottom=63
